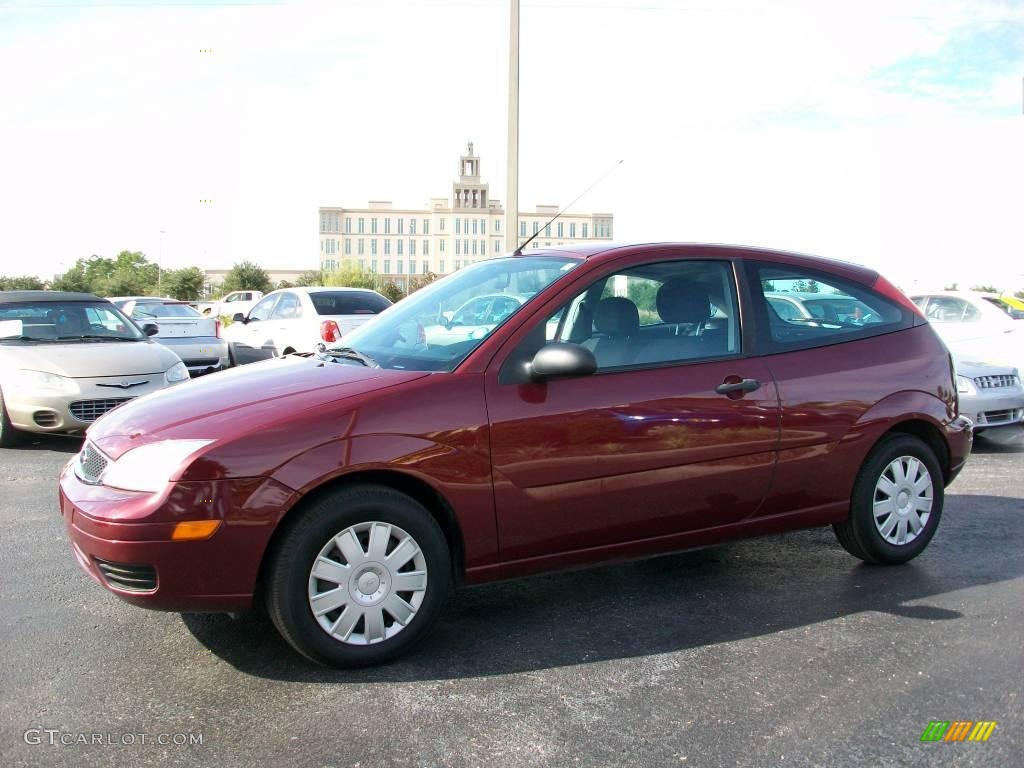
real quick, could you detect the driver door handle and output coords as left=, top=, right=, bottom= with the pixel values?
left=715, top=378, right=761, bottom=395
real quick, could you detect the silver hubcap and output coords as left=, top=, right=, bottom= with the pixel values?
left=873, top=455, right=933, bottom=546
left=307, top=521, right=428, bottom=646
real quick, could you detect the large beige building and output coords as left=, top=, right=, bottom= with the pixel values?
left=319, top=143, right=614, bottom=290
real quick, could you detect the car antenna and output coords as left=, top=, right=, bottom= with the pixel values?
left=513, top=159, right=623, bottom=256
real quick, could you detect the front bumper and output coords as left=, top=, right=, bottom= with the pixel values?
left=154, top=336, right=230, bottom=376
left=5, top=376, right=179, bottom=435
left=959, top=388, right=1024, bottom=430
left=59, top=461, right=298, bottom=612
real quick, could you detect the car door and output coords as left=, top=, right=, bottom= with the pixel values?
left=485, top=256, right=780, bottom=563
left=269, top=292, right=304, bottom=353
left=231, top=293, right=279, bottom=364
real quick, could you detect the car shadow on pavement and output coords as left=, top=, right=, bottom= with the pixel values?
left=972, top=428, right=1024, bottom=453
left=16, top=434, right=83, bottom=453
left=181, top=491, right=1024, bottom=682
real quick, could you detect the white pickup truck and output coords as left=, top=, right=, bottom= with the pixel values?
left=196, top=290, right=265, bottom=318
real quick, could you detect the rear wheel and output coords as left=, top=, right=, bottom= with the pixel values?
left=834, top=434, right=944, bottom=564
left=265, top=485, right=451, bottom=667
left=0, top=388, right=24, bottom=448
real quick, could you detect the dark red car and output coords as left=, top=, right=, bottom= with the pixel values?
left=59, top=244, right=972, bottom=667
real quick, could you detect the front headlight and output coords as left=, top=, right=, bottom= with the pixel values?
left=956, top=375, right=976, bottom=395
left=165, top=361, right=190, bottom=383
left=11, top=369, right=77, bottom=394
left=101, top=439, right=214, bottom=492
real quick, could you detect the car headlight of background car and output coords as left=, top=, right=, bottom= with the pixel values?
left=99, top=439, right=214, bottom=493
left=165, top=361, right=190, bottom=384
left=11, top=369, right=78, bottom=394
left=956, top=375, right=977, bottom=395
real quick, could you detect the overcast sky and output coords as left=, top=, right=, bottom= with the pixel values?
left=0, top=0, right=1021, bottom=292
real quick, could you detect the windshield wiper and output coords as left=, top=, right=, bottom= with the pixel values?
left=0, top=335, right=59, bottom=343
left=57, top=334, right=139, bottom=341
left=326, top=346, right=379, bottom=368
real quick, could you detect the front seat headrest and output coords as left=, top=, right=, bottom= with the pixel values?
left=593, top=297, right=639, bottom=337
left=656, top=278, right=711, bottom=325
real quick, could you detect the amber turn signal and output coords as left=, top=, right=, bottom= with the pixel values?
left=171, top=520, right=222, bottom=541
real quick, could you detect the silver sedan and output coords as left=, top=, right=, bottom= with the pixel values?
left=111, top=297, right=230, bottom=376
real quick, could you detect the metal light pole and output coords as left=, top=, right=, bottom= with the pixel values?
left=504, top=0, right=519, bottom=253
left=158, top=229, right=166, bottom=294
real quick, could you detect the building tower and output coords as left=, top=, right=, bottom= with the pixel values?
left=452, top=142, right=489, bottom=210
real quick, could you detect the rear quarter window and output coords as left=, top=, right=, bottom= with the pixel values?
left=749, top=262, right=915, bottom=352
left=311, top=291, right=391, bottom=315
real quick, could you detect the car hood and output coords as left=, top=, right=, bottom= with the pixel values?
left=88, top=355, right=431, bottom=459
left=0, top=340, right=178, bottom=379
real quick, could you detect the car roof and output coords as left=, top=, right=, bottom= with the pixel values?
left=109, top=296, right=182, bottom=303
left=271, top=286, right=381, bottom=294
left=526, top=242, right=879, bottom=282
left=0, top=290, right=103, bottom=304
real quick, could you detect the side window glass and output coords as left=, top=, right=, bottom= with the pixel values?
left=507, top=260, right=740, bottom=377
left=756, top=264, right=910, bottom=347
left=925, top=296, right=979, bottom=323
left=272, top=293, right=302, bottom=319
left=248, top=295, right=279, bottom=322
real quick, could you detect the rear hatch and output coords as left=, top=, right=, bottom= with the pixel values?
left=312, top=290, right=392, bottom=338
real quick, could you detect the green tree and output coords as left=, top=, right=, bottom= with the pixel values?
left=276, top=280, right=295, bottom=290
left=1016, top=290, right=1024, bottom=300
left=379, top=281, right=405, bottom=303
left=295, top=270, right=324, bottom=287
left=805, top=279, right=820, bottom=293
left=50, top=251, right=159, bottom=296
left=0, top=275, right=45, bottom=290
left=407, top=272, right=440, bottom=295
left=970, top=284, right=999, bottom=294
left=323, top=260, right=376, bottom=290
left=943, top=282, right=959, bottom=291
left=222, top=261, right=272, bottom=294
left=162, top=267, right=206, bottom=301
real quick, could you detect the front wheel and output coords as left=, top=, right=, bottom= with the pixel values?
left=265, top=485, right=451, bottom=667
left=833, top=434, right=944, bottom=564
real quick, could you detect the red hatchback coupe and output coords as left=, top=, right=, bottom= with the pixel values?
left=59, top=244, right=971, bottom=667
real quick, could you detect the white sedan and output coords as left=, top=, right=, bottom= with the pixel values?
left=910, top=291, right=1024, bottom=374
left=223, top=287, right=392, bottom=365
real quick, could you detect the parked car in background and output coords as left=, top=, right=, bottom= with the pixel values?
left=59, top=244, right=971, bottom=667
left=110, top=297, right=230, bottom=376
left=910, top=291, right=1024, bottom=373
left=222, top=287, right=391, bottom=364
left=201, top=290, right=264, bottom=318
left=765, top=291, right=882, bottom=326
left=988, top=295, right=1024, bottom=320
left=0, top=291, right=189, bottom=446
left=190, top=300, right=219, bottom=316
left=424, top=293, right=528, bottom=346
left=953, top=358, right=1023, bottom=435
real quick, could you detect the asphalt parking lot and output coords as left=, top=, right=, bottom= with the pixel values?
left=1, top=431, right=1021, bottom=768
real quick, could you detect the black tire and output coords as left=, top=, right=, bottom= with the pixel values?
left=0, top=388, right=24, bottom=448
left=833, top=434, right=944, bottom=565
left=265, top=484, right=451, bottom=667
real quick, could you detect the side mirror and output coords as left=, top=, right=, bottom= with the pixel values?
left=232, top=313, right=246, bottom=323
left=529, top=342, right=597, bottom=380
left=142, top=322, right=159, bottom=337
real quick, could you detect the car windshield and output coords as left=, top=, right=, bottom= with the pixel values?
left=311, top=291, right=391, bottom=316
left=125, top=302, right=201, bottom=319
left=330, top=256, right=580, bottom=371
left=0, top=300, right=145, bottom=342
